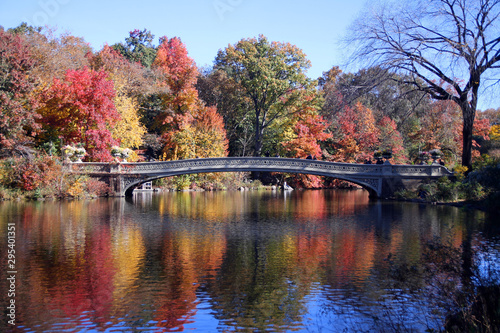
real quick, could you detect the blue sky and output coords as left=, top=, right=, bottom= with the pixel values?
left=1, top=0, right=498, bottom=110
left=0, top=0, right=366, bottom=80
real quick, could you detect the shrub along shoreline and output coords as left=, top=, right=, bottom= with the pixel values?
left=394, top=156, right=500, bottom=213
left=0, top=154, right=109, bottom=200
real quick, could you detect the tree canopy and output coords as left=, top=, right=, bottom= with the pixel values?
left=0, top=22, right=498, bottom=189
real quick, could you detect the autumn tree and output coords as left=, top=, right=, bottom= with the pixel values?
left=153, top=36, right=228, bottom=160
left=282, top=114, right=331, bottom=158
left=170, top=106, right=228, bottom=159
left=152, top=36, right=198, bottom=136
left=12, top=24, right=92, bottom=85
left=90, top=44, right=155, bottom=97
left=0, top=29, right=40, bottom=157
left=347, top=0, right=500, bottom=170
left=110, top=82, right=147, bottom=149
left=152, top=36, right=198, bottom=159
left=89, top=45, right=148, bottom=149
left=406, top=98, right=491, bottom=164
left=328, top=102, right=379, bottom=163
left=37, top=68, right=120, bottom=161
left=281, top=113, right=332, bottom=188
left=491, top=124, right=500, bottom=141
left=377, top=116, right=408, bottom=163
left=215, top=35, right=318, bottom=157
left=480, top=108, right=500, bottom=124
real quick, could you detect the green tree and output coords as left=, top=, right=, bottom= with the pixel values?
left=112, top=29, right=157, bottom=68
left=196, top=68, right=253, bottom=156
left=215, top=35, right=318, bottom=157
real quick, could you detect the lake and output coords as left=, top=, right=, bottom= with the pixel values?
left=0, top=190, right=498, bottom=332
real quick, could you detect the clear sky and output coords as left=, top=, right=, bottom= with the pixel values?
left=0, top=0, right=366, bottom=80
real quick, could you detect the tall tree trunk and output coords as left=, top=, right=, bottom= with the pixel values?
left=253, top=106, right=263, bottom=157
left=460, top=96, right=476, bottom=171
left=254, top=130, right=263, bottom=157
left=462, top=120, right=474, bottom=171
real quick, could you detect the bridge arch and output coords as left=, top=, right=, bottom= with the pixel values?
left=123, top=170, right=380, bottom=197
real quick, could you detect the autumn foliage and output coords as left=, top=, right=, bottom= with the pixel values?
left=0, top=25, right=497, bottom=195
left=378, top=116, right=407, bottom=164
left=0, top=29, right=40, bottom=155
left=282, top=114, right=331, bottom=158
left=153, top=37, right=199, bottom=121
left=152, top=36, right=228, bottom=160
left=330, top=102, right=379, bottom=163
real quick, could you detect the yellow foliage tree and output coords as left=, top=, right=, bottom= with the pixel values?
left=490, top=124, right=500, bottom=141
left=169, top=105, right=229, bottom=160
left=111, top=81, right=146, bottom=149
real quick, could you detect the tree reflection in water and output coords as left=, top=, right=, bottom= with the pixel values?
left=0, top=190, right=494, bottom=332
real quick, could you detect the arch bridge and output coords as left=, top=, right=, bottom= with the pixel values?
left=69, top=157, right=452, bottom=198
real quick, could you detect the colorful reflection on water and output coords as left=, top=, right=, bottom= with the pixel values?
left=0, top=190, right=494, bottom=332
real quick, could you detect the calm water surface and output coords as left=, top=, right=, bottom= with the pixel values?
left=0, top=190, right=498, bottom=332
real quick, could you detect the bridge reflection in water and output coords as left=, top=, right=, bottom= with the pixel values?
left=69, top=157, right=453, bottom=198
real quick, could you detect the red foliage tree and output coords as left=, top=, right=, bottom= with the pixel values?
left=377, top=116, right=408, bottom=164
left=152, top=37, right=199, bottom=157
left=152, top=36, right=229, bottom=160
left=153, top=36, right=199, bottom=125
left=38, top=68, right=120, bottom=161
left=331, top=102, right=379, bottom=163
left=0, top=29, right=41, bottom=156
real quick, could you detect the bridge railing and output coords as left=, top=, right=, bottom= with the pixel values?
left=391, top=164, right=453, bottom=177
left=67, top=162, right=112, bottom=174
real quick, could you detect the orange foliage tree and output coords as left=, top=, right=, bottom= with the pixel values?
left=152, top=36, right=198, bottom=131
left=153, top=36, right=228, bottom=160
left=282, top=113, right=331, bottom=188
left=282, top=114, right=331, bottom=158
